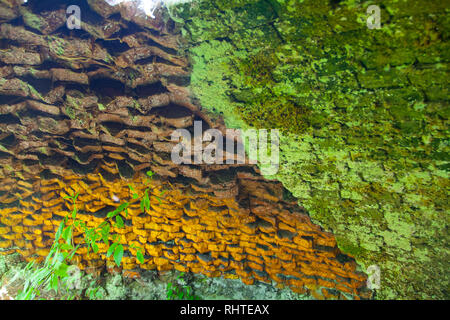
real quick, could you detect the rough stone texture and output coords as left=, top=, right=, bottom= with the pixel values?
left=0, top=0, right=371, bottom=299
left=171, top=0, right=450, bottom=299
left=0, top=166, right=369, bottom=299
left=101, top=269, right=313, bottom=300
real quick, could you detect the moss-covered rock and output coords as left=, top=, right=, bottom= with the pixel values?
left=174, top=0, right=450, bottom=299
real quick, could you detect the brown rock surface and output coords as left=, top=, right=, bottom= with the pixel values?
left=0, top=0, right=370, bottom=299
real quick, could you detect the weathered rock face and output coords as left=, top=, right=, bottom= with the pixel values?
left=172, top=0, right=449, bottom=299
left=0, top=0, right=370, bottom=299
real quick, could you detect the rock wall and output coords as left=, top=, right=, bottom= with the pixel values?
left=171, top=0, right=449, bottom=299
left=0, top=0, right=370, bottom=299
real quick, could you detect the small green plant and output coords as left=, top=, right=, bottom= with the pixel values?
left=16, top=192, right=87, bottom=300
left=166, top=272, right=200, bottom=300
left=15, top=171, right=163, bottom=300
left=130, top=170, right=166, bottom=209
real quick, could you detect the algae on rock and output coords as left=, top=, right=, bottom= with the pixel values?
left=173, top=0, right=450, bottom=299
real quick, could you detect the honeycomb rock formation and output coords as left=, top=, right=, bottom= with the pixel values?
left=172, top=0, right=449, bottom=299
left=0, top=0, right=370, bottom=299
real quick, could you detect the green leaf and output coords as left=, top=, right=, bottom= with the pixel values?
left=116, top=215, right=124, bottom=228
left=25, top=260, right=35, bottom=270
left=136, top=251, right=144, bottom=264
left=107, top=242, right=118, bottom=258
left=97, top=221, right=107, bottom=229
left=154, top=196, right=162, bottom=204
left=101, top=223, right=110, bottom=234
left=114, top=244, right=124, bottom=267
left=108, top=202, right=129, bottom=218
left=50, top=275, right=59, bottom=293
left=116, top=202, right=129, bottom=213
left=57, top=251, right=67, bottom=263
left=59, top=243, right=73, bottom=251
left=102, top=231, right=109, bottom=246
left=55, top=263, right=69, bottom=278
left=96, top=290, right=103, bottom=299
left=146, top=171, right=154, bottom=178
left=144, top=191, right=150, bottom=210
left=55, top=221, right=65, bottom=242
left=68, top=245, right=80, bottom=260
left=85, top=229, right=94, bottom=244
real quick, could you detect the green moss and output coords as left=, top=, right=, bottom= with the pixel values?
left=189, top=40, right=247, bottom=129
left=21, top=9, right=43, bottom=32
left=47, top=36, right=66, bottom=56
left=175, top=0, right=450, bottom=299
left=26, top=83, right=44, bottom=101
left=64, top=106, right=75, bottom=119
